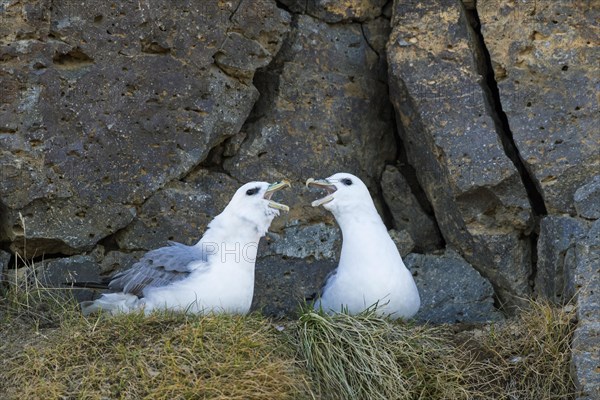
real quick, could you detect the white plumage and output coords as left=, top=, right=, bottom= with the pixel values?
left=80, top=180, right=290, bottom=316
left=307, top=173, right=420, bottom=319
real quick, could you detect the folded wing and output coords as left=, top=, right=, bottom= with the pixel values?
left=108, top=242, right=209, bottom=297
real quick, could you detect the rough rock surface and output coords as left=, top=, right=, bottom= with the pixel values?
left=116, top=171, right=239, bottom=250
left=261, top=223, right=341, bottom=261
left=0, top=0, right=290, bottom=255
left=389, top=229, right=415, bottom=257
left=535, top=216, right=590, bottom=303
left=279, top=0, right=387, bottom=22
left=252, top=255, right=336, bottom=318
left=405, top=250, right=504, bottom=324
left=387, top=0, right=534, bottom=307
left=574, top=176, right=600, bottom=220
left=478, top=1, right=599, bottom=215
left=571, top=220, right=600, bottom=399
left=381, top=165, right=442, bottom=252
left=221, top=11, right=396, bottom=314
left=224, top=13, right=395, bottom=190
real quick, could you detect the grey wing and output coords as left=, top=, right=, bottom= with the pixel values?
left=108, top=242, right=209, bottom=297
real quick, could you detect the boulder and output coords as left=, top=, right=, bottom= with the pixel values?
left=0, top=0, right=290, bottom=256
left=405, top=250, right=504, bottom=324
left=224, top=13, right=395, bottom=190
left=387, top=0, right=534, bottom=308
left=478, top=1, right=600, bottom=215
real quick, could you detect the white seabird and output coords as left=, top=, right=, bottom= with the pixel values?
left=306, top=172, right=420, bottom=319
left=80, top=180, right=291, bottom=316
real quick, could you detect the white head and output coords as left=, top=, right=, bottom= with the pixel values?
left=306, top=173, right=375, bottom=217
left=221, top=180, right=290, bottom=236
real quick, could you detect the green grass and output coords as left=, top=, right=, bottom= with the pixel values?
left=0, top=273, right=578, bottom=400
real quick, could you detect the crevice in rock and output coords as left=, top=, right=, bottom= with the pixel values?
left=465, top=5, right=547, bottom=218
left=390, top=112, right=439, bottom=222
left=228, top=0, right=245, bottom=22
left=360, top=23, right=379, bottom=58
left=177, top=137, right=241, bottom=185
left=4, top=250, right=77, bottom=270
left=465, top=3, right=548, bottom=294
left=274, top=0, right=294, bottom=14
left=96, top=230, right=122, bottom=253
left=52, top=47, right=94, bottom=68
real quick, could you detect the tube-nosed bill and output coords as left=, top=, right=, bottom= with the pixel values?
left=305, top=178, right=337, bottom=207
left=265, top=180, right=291, bottom=211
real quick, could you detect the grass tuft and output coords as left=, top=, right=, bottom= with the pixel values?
left=295, top=307, right=480, bottom=400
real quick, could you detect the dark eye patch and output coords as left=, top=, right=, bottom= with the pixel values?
left=246, top=187, right=260, bottom=196
left=341, top=178, right=353, bottom=186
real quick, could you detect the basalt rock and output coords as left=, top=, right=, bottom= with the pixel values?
left=387, top=0, right=534, bottom=308
left=571, top=220, right=600, bottom=399
left=405, top=249, right=503, bottom=324
left=381, top=165, right=442, bottom=252
left=574, top=176, right=600, bottom=221
left=0, top=0, right=290, bottom=256
left=478, top=1, right=600, bottom=215
left=279, top=0, right=387, bottom=22
left=535, top=216, right=590, bottom=303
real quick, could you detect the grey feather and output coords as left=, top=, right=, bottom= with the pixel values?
left=108, top=242, right=209, bottom=297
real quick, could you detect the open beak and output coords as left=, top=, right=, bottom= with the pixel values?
left=305, top=178, right=337, bottom=207
left=264, top=180, right=291, bottom=211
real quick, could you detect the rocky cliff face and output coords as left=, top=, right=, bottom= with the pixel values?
left=1, top=0, right=598, bottom=395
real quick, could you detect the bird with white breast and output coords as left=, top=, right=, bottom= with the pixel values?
left=306, top=172, right=420, bottom=319
left=80, top=180, right=290, bottom=316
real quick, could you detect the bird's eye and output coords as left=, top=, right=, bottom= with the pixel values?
left=341, top=178, right=353, bottom=186
left=246, top=187, right=259, bottom=196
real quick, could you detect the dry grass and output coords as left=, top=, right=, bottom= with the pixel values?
left=474, top=300, right=578, bottom=399
left=0, top=272, right=313, bottom=400
left=0, top=273, right=578, bottom=400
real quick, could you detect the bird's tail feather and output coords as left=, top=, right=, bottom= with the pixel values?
left=80, top=293, right=140, bottom=316
left=66, top=281, right=110, bottom=290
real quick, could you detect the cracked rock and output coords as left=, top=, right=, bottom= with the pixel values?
left=387, top=0, right=534, bottom=309
left=0, top=0, right=288, bottom=257
left=478, top=1, right=600, bottom=215
left=382, top=165, right=443, bottom=252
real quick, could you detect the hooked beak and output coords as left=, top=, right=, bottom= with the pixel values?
left=306, top=178, right=337, bottom=207
left=264, top=180, right=291, bottom=211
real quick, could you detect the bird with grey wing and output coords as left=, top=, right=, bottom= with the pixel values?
left=79, top=180, right=290, bottom=315
left=306, top=173, right=420, bottom=319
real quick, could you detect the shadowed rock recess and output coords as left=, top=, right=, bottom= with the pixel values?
left=1, top=0, right=598, bottom=395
